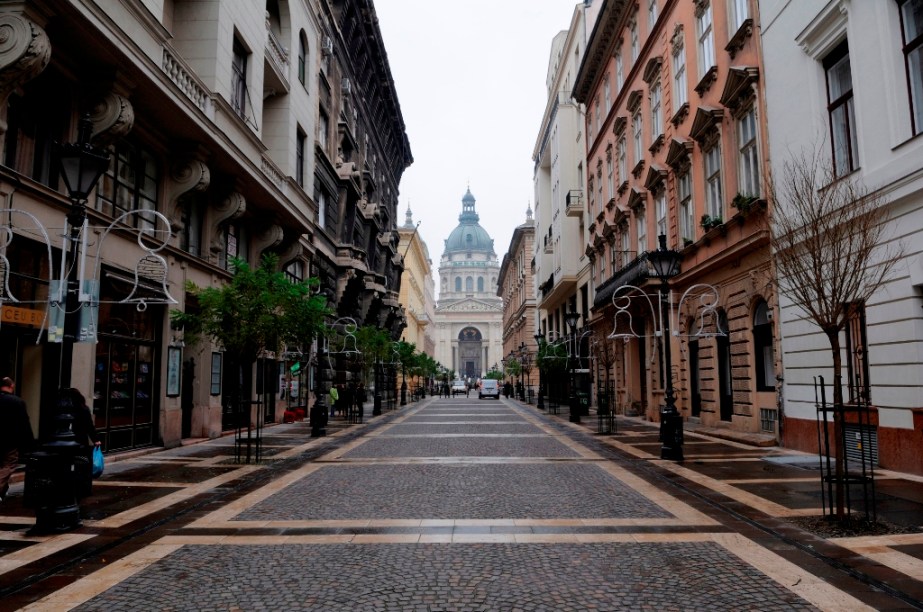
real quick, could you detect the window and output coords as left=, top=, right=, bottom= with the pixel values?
left=649, top=0, right=659, bottom=29
left=599, top=247, right=607, bottom=281
left=673, top=43, right=688, bottom=110
left=597, top=168, right=604, bottom=208
left=607, top=155, right=614, bottom=201
left=845, top=301, right=870, bottom=403
left=477, top=277, right=484, bottom=292
left=466, top=277, right=473, bottom=292
left=595, top=98, right=602, bottom=134
left=650, top=81, right=662, bottom=139
left=604, top=77, right=611, bottom=112
left=231, top=38, right=249, bottom=120
left=4, top=87, right=58, bottom=188
left=588, top=177, right=595, bottom=212
left=616, top=53, right=624, bottom=89
left=318, top=110, right=329, bottom=150
left=296, top=127, right=306, bottom=188
left=678, top=172, right=694, bottom=242
left=630, top=16, right=639, bottom=62
left=824, top=41, right=857, bottom=176
left=298, top=31, right=308, bottom=87
left=636, top=209, right=647, bottom=252
left=899, top=0, right=923, bottom=135
left=632, top=108, right=644, bottom=163
left=753, top=300, right=775, bottom=391
left=284, top=260, right=304, bottom=282
left=619, top=225, right=630, bottom=268
left=730, top=0, right=750, bottom=32
left=179, top=192, right=205, bottom=258
left=316, top=190, right=327, bottom=230
left=95, top=140, right=159, bottom=231
left=610, top=240, right=617, bottom=273
left=696, top=2, right=715, bottom=78
left=705, top=144, right=723, bottom=219
left=220, top=222, right=249, bottom=270
left=617, top=136, right=628, bottom=183
left=656, top=191, right=667, bottom=236
left=455, top=277, right=462, bottom=292
left=737, top=107, right=760, bottom=196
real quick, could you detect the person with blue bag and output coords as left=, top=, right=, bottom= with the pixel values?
left=58, top=388, right=100, bottom=498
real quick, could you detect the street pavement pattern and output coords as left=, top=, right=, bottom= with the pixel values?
left=1, top=395, right=920, bottom=610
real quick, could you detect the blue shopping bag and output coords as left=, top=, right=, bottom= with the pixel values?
left=92, top=446, right=105, bottom=479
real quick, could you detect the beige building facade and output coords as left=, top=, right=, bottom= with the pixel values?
left=397, top=206, right=436, bottom=357
left=498, top=209, right=537, bottom=388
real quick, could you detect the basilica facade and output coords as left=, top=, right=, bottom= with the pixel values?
left=433, top=189, right=504, bottom=379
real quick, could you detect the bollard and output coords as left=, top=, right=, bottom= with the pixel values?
left=24, top=413, right=82, bottom=534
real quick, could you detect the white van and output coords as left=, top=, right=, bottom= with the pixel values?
left=479, top=378, right=500, bottom=399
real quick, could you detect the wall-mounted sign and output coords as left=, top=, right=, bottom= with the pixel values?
left=1, top=305, right=44, bottom=328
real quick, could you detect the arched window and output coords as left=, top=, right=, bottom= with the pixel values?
left=466, top=276, right=473, bottom=292
left=477, top=277, right=484, bottom=292
left=455, top=277, right=462, bottom=292
left=753, top=300, right=775, bottom=390
left=298, top=31, right=308, bottom=86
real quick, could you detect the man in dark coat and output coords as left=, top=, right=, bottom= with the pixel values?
left=0, top=376, right=34, bottom=501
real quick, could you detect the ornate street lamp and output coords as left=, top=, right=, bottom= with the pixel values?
left=56, top=114, right=111, bottom=388
left=647, top=234, right=684, bottom=460
left=564, top=310, right=581, bottom=423
left=518, top=342, right=527, bottom=401
left=534, top=331, right=545, bottom=410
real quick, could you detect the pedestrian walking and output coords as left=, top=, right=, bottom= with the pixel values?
left=328, top=384, right=339, bottom=417
left=57, top=388, right=99, bottom=499
left=355, top=383, right=366, bottom=419
left=0, top=376, right=34, bottom=502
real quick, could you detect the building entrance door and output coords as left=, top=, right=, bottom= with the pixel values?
left=458, top=326, right=483, bottom=379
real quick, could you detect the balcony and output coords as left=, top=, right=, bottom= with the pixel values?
left=565, top=190, right=584, bottom=217
left=264, top=24, right=290, bottom=96
left=543, top=234, right=553, bottom=254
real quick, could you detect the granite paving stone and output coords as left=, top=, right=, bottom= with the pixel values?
left=342, top=436, right=579, bottom=458
left=72, top=542, right=817, bottom=611
left=235, top=463, right=672, bottom=520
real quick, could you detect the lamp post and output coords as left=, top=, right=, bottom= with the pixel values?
left=516, top=342, right=525, bottom=401
left=564, top=311, right=581, bottom=423
left=648, top=234, right=684, bottom=461
left=56, top=114, right=112, bottom=388
left=534, top=331, right=545, bottom=410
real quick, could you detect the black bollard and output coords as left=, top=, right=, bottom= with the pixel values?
left=25, top=413, right=82, bottom=534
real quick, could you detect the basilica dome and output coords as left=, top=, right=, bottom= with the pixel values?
left=443, top=188, right=496, bottom=256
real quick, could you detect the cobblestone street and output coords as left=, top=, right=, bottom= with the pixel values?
left=2, top=397, right=922, bottom=610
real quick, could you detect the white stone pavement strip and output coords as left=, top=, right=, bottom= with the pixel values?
left=0, top=534, right=96, bottom=577
left=830, top=533, right=923, bottom=580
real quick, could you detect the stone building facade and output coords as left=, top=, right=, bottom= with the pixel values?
left=574, top=0, right=778, bottom=436
left=397, top=206, right=436, bottom=357
left=433, top=189, right=503, bottom=380
left=0, top=0, right=409, bottom=450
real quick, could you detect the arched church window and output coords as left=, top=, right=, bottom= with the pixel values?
left=455, top=277, right=462, bottom=291
left=477, top=277, right=484, bottom=292
left=466, top=276, right=473, bottom=292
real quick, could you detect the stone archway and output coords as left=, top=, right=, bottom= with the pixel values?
left=458, top=327, right=483, bottom=379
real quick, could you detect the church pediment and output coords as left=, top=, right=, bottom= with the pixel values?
left=437, top=298, right=502, bottom=313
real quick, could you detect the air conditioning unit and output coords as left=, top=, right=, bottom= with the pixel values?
left=322, top=36, right=333, bottom=56
left=342, top=78, right=352, bottom=95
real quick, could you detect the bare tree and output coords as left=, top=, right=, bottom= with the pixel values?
left=770, top=144, right=904, bottom=518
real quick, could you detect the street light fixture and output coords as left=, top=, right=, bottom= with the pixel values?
left=648, top=234, right=684, bottom=460
left=56, top=114, right=111, bottom=388
left=564, top=310, right=581, bottom=424
left=534, top=331, right=545, bottom=410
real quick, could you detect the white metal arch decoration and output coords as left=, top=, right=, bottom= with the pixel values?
left=607, top=282, right=726, bottom=341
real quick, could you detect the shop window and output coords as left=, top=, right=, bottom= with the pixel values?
left=753, top=300, right=775, bottom=390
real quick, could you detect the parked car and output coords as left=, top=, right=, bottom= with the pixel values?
left=479, top=379, right=500, bottom=399
left=451, top=380, right=467, bottom=396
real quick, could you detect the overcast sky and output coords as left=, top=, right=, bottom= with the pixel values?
left=374, top=1, right=581, bottom=297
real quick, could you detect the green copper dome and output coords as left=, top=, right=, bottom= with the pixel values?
left=444, top=188, right=495, bottom=255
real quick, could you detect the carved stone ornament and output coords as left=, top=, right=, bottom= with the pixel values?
left=167, top=156, right=210, bottom=229
left=671, top=24, right=684, bottom=55
left=90, top=93, right=135, bottom=147
left=0, top=14, right=51, bottom=124
left=210, top=192, right=246, bottom=254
